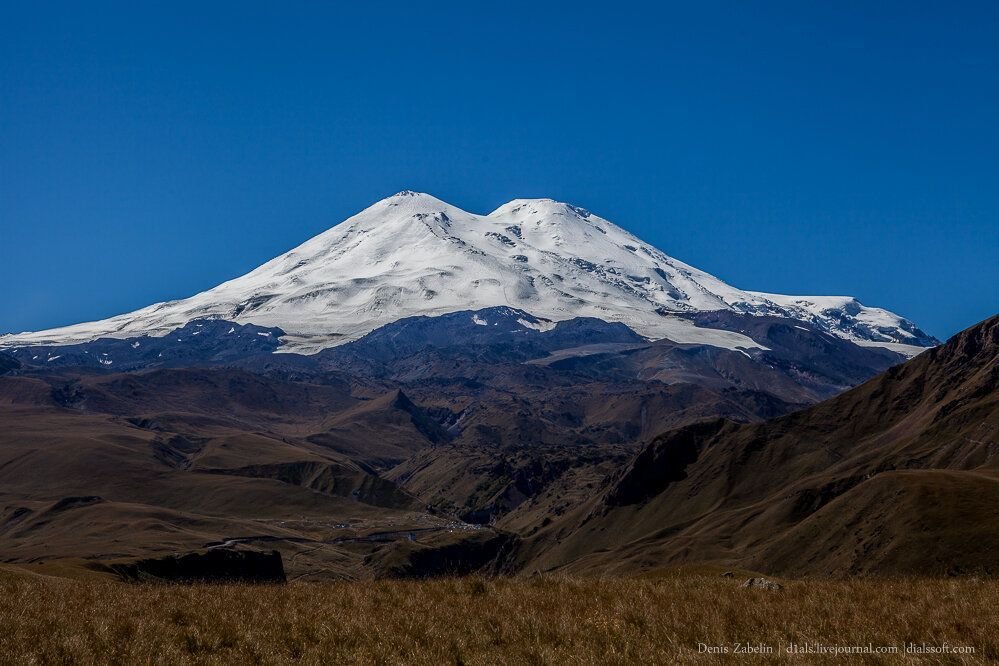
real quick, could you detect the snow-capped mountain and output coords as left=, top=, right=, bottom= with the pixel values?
left=1, top=191, right=938, bottom=355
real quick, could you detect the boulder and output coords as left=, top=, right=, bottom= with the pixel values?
left=741, top=577, right=783, bottom=590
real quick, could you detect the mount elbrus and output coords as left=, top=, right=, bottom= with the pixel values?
left=1, top=191, right=936, bottom=356
left=3, top=191, right=986, bottom=584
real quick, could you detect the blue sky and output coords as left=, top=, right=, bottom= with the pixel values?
left=1, top=1, right=996, bottom=340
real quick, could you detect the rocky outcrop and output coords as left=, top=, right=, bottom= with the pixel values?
left=371, top=530, right=518, bottom=579
left=741, top=577, right=783, bottom=591
left=0, top=352, right=19, bottom=375
left=112, top=548, right=286, bottom=583
left=604, top=419, right=727, bottom=506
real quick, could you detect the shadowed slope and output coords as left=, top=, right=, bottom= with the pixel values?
left=522, top=315, right=998, bottom=577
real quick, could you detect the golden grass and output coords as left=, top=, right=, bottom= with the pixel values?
left=1, top=573, right=997, bottom=664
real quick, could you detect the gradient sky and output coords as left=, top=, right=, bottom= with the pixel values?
left=1, top=2, right=996, bottom=340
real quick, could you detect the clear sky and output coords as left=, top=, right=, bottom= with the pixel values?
left=1, top=2, right=996, bottom=340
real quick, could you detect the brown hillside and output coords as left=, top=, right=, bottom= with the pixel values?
left=520, top=315, right=999, bottom=577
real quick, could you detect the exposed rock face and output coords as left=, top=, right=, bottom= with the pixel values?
left=3, top=320, right=282, bottom=372
left=49, top=496, right=105, bottom=512
left=371, top=531, right=518, bottom=579
left=741, top=577, right=784, bottom=591
left=112, top=549, right=286, bottom=583
left=604, top=420, right=726, bottom=506
left=0, top=352, right=19, bottom=375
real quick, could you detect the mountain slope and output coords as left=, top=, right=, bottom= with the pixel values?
left=0, top=366, right=515, bottom=579
left=519, top=314, right=998, bottom=577
left=0, top=306, right=911, bottom=577
left=1, top=191, right=937, bottom=354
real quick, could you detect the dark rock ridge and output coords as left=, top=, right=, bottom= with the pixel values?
left=325, top=306, right=646, bottom=365
left=112, top=549, right=286, bottom=583
left=2, top=319, right=282, bottom=372
left=605, top=420, right=726, bottom=506
left=0, top=352, right=19, bottom=375
left=201, top=460, right=421, bottom=510
left=371, top=530, right=518, bottom=578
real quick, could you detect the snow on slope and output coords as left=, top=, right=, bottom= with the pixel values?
left=745, top=293, right=935, bottom=356
left=0, top=191, right=937, bottom=355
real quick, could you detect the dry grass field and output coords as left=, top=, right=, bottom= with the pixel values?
left=1, top=569, right=997, bottom=664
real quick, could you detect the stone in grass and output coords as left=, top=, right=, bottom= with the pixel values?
left=741, top=577, right=783, bottom=591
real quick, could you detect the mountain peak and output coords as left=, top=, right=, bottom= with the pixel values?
left=375, top=190, right=454, bottom=212
left=489, top=198, right=592, bottom=220
left=380, top=193, right=593, bottom=222
left=386, top=190, right=444, bottom=202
